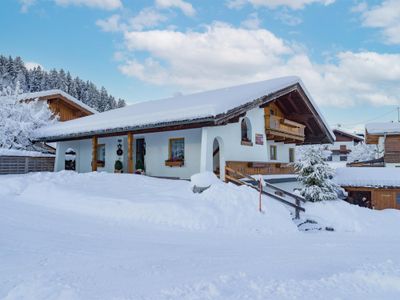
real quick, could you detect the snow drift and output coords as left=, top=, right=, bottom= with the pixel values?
left=0, top=171, right=298, bottom=235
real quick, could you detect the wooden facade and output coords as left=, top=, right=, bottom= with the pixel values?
left=47, top=98, right=91, bottom=121
left=264, top=102, right=305, bottom=144
left=384, top=136, right=400, bottom=163
left=343, top=186, right=400, bottom=210
left=22, top=92, right=95, bottom=122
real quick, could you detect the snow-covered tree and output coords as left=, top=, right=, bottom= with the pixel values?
left=295, top=146, right=340, bottom=202
left=0, top=85, right=56, bottom=150
left=348, top=142, right=378, bottom=163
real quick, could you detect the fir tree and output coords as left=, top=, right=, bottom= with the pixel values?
left=295, top=146, right=340, bottom=202
left=0, top=55, right=126, bottom=112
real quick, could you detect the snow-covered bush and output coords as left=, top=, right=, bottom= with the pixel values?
left=0, top=86, right=56, bottom=150
left=295, top=146, right=341, bottom=202
left=348, top=142, right=377, bottom=163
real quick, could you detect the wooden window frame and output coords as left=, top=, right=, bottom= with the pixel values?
left=270, top=145, right=277, bottom=160
left=97, top=144, right=105, bottom=168
left=165, top=138, right=185, bottom=167
left=241, top=118, right=253, bottom=146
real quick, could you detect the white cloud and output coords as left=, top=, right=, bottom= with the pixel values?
left=54, top=0, right=122, bottom=10
left=96, top=14, right=125, bottom=32
left=96, top=8, right=168, bottom=33
left=155, top=0, right=196, bottom=16
left=274, top=8, right=302, bottom=26
left=359, top=0, right=400, bottom=45
left=25, top=61, right=43, bottom=70
left=227, top=0, right=335, bottom=10
left=240, top=13, right=262, bottom=29
left=117, top=22, right=400, bottom=108
left=129, top=7, right=168, bottom=30
left=19, top=0, right=36, bottom=13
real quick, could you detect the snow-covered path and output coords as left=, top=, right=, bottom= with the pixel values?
left=1, top=172, right=400, bottom=299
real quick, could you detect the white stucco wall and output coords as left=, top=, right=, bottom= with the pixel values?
left=54, top=107, right=296, bottom=179
left=140, top=128, right=202, bottom=179
left=199, top=107, right=296, bottom=179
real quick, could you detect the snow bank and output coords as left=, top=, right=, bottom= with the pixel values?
left=335, top=167, right=400, bottom=187
left=0, top=171, right=298, bottom=235
left=303, top=200, right=400, bottom=234
left=190, top=172, right=222, bottom=187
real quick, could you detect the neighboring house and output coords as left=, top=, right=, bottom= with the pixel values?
left=17, top=89, right=97, bottom=121
left=35, top=76, right=334, bottom=180
left=365, top=122, right=400, bottom=167
left=326, top=128, right=364, bottom=162
left=336, top=167, right=400, bottom=210
left=0, top=90, right=96, bottom=175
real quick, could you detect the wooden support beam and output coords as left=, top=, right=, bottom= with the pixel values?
left=91, top=136, right=98, bottom=172
left=127, top=132, right=134, bottom=174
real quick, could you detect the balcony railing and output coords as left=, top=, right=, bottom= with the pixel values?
left=267, top=115, right=305, bottom=139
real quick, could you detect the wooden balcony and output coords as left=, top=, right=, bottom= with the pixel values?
left=265, top=115, right=305, bottom=143
left=226, top=161, right=295, bottom=176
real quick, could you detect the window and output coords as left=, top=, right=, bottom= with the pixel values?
left=340, top=156, right=347, bottom=161
left=270, top=145, right=277, bottom=160
left=397, top=193, right=400, bottom=206
left=169, top=138, right=184, bottom=161
left=97, top=144, right=105, bottom=167
left=289, top=148, right=295, bottom=163
left=241, top=118, right=252, bottom=146
left=326, top=155, right=333, bottom=161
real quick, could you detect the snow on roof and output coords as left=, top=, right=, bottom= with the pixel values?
left=333, top=128, right=364, bottom=141
left=365, top=122, right=400, bottom=135
left=335, top=167, right=400, bottom=188
left=16, top=89, right=98, bottom=114
left=35, top=76, right=334, bottom=141
left=0, top=148, right=55, bottom=157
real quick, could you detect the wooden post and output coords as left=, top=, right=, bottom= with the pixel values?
left=92, top=136, right=98, bottom=172
left=128, top=132, right=134, bottom=174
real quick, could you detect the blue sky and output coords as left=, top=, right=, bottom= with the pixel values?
left=1, top=0, right=399, bottom=132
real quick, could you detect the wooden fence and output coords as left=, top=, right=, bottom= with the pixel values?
left=0, top=156, right=55, bottom=175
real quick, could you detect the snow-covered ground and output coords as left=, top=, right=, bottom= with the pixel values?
left=1, top=172, right=400, bottom=299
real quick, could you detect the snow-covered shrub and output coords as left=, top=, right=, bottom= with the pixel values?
left=348, top=142, right=377, bottom=163
left=295, top=146, right=341, bottom=202
left=0, top=85, right=56, bottom=150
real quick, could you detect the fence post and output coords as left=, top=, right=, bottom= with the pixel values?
left=24, top=157, right=29, bottom=174
left=295, top=198, right=300, bottom=219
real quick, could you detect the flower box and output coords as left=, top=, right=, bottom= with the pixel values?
left=165, top=160, right=184, bottom=167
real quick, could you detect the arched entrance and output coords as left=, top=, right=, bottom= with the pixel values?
left=213, top=138, right=221, bottom=177
left=65, top=148, right=76, bottom=171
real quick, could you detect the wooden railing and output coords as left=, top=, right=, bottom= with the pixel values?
left=267, top=115, right=305, bottom=137
left=225, top=167, right=305, bottom=219
left=226, top=161, right=295, bottom=176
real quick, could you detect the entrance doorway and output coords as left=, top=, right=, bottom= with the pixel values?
left=347, top=190, right=372, bottom=208
left=135, top=138, right=146, bottom=171
left=65, top=148, right=76, bottom=171
left=213, top=138, right=220, bottom=176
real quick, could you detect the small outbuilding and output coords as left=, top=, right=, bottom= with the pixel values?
left=335, top=167, right=400, bottom=210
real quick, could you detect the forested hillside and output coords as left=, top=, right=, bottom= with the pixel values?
left=0, top=55, right=126, bottom=112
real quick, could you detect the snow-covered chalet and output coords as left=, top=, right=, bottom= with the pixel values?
left=35, top=76, right=334, bottom=180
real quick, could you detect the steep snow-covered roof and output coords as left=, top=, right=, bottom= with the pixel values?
left=16, top=89, right=98, bottom=114
left=335, top=167, right=400, bottom=187
left=365, top=122, right=400, bottom=135
left=333, top=128, right=364, bottom=141
left=35, top=76, right=334, bottom=142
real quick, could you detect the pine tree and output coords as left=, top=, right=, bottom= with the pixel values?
left=0, top=55, right=126, bottom=111
left=295, top=146, right=340, bottom=202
